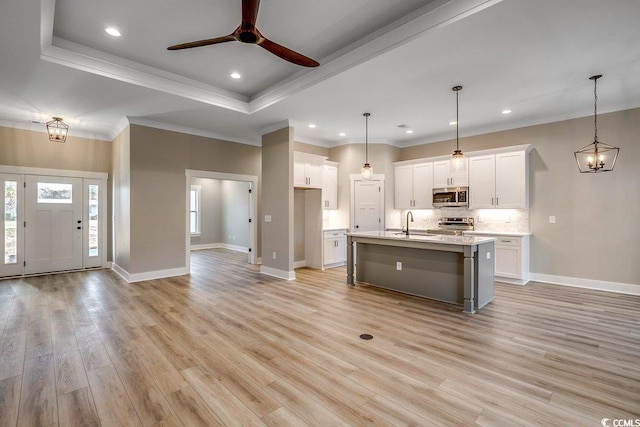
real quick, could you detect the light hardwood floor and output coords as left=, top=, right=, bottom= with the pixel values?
left=1, top=248, right=639, bottom=426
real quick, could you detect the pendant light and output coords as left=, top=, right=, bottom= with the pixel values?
left=450, top=85, right=466, bottom=173
left=46, top=117, right=69, bottom=143
left=361, top=112, right=373, bottom=180
left=574, top=75, right=619, bottom=173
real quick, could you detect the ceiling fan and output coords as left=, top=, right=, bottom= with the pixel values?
left=167, top=0, right=320, bottom=67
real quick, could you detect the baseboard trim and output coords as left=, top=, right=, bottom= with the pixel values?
left=529, top=273, right=640, bottom=296
left=260, top=266, right=296, bottom=281
left=190, top=243, right=249, bottom=253
left=190, top=243, right=222, bottom=251
left=293, top=260, right=306, bottom=269
left=495, top=277, right=528, bottom=286
left=112, top=264, right=189, bottom=283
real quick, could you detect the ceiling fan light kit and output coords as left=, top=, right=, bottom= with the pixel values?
left=574, top=74, right=619, bottom=173
left=167, top=0, right=319, bottom=67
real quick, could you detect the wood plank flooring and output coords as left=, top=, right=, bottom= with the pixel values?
left=0, top=248, right=639, bottom=426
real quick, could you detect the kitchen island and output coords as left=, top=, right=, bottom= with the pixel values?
left=347, top=231, right=495, bottom=313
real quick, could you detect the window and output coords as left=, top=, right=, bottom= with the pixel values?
left=37, top=182, right=72, bottom=203
left=4, top=181, right=17, bottom=264
left=88, top=184, right=99, bottom=257
left=190, top=185, right=201, bottom=235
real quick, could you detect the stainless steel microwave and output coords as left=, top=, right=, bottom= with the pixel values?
left=432, top=187, right=468, bottom=207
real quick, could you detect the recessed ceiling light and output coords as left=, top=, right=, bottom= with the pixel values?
left=105, top=27, right=121, bottom=37
left=502, top=109, right=512, bottom=115
left=230, top=72, right=241, bottom=79
left=405, top=129, right=414, bottom=134
left=308, top=124, right=316, bottom=128
left=449, top=121, right=457, bottom=125
left=339, top=132, right=346, bottom=137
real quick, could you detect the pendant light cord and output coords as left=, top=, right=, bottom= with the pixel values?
left=456, top=90, right=459, bottom=150
left=593, top=77, right=598, bottom=143
left=363, top=112, right=370, bottom=163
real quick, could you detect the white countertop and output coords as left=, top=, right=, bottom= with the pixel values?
left=348, top=231, right=495, bottom=246
left=323, top=227, right=348, bottom=232
left=464, top=231, right=531, bottom=237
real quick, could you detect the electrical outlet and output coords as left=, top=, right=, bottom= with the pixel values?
left=272, top=252, right=276, bottom=259
left=265, top=215, right=272, bottom=222
left=396, top=261, right=402, bottom=271
left=549, top=215, right=556, bottom=224
left=486, top=252, right=491, bottom=260
left=477, top=215, right=483, bottom=223
left=505, top=216, right=511, bottom=223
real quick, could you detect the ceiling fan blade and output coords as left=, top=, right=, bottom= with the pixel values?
left=167, top=35, right=237, bottom=51
left=242, top=0, right=260, bottom=29
left=258, top=38, right=319, bottom=67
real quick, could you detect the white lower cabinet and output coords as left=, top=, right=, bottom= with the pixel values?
left=323, top=230, right=347, bottom=268
left=467, top=233, right=530, bottom=285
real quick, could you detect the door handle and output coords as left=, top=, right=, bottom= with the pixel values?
left=356, top=225, right=359, bottom=228
left=77, top=226, right=82, bottom=230
left=77, top=220, right=82, bottom=223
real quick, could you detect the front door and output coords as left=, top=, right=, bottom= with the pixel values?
left=24, top=176, right=83, bottom=274
left=353, top=180, right=383, bottom=232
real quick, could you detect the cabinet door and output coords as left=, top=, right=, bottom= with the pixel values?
left=323, top=238, right=337, bottom=265
left=450, top=158, right=469, bottom=186
left=433, top=161, right=451, bottom=187
left=495, top=244, right=521, bottom=279
left=412, top=163, right=433, bottom=208
left=334, top=236, right=347, bottom=263
left=322, top=164, right=338, bottom=209
left=468, top=155, right=496, bottom=209
left=394, top=165, right=414, bottom=209
left=496, top=151, right=526, bottom=208
left=293, top=158, right=306, bottom=187
left=306, top=162, right=323, bottom=188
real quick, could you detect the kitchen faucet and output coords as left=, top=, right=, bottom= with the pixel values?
left=405, top=211, right=414, bottom=236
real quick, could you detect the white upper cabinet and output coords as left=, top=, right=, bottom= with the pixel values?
left=322, top=162, right=338, bottom=209
left=294, top=152, right=324, bottom=188
left=394, top=162, right=433, bottom=209
left=433, top=159, right=468, bottom=188
left=469, top=150, right=528, bottom=209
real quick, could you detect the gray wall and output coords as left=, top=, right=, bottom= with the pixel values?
left=294, top=189, right=306, bottom=262
left=221, top=180, right=250, bottom=248
left=112, top=126, right=130, bottom=270
left=261, top=127, right=294, bottom=273
left=123, top=124, right=261, bottom=275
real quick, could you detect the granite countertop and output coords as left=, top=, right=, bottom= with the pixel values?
left=348, top=231, right=495, bottom=246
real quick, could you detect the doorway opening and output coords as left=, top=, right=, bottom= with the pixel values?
left=184, top=170, right=258, bottom=273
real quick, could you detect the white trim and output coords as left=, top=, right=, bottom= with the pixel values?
left=190, top=243, right=222, bottom=251
left=0, top=119, right=112, bottom=142
left=39, top=0, right=500, bottom=116
left=223, top=244, right=249, bottom=253
left=0, top=165, right=108, bottom=180
left=106, top=261, right=113, bottom=268
left=112, top=264, right=189, bottom=283
left=190, top=184, right=202, bottom=235
left=257, top=257, right=262, bottom=264
left=260, top=266, right=296, bottom=281
left=293, top=260, right=307, bottom=269
left=185, top=170, right=258, bottom=267
left=111, top=263, right=131, bottom=282
left=495, top=277, right=528, bottom=286
left=109, top=117, right=130, bottom=141
left=259, top=120, right=291, bottom=136
left=530, top=273, right=640, bottom=296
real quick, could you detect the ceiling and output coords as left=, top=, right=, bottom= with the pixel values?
left=1, top=0, right=639, bottom=146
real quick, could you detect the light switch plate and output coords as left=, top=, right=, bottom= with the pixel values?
left=549, top=215, right=556, bottom=224
left=396, top=262, right=402, bottom=271
left=265, top=215, right=272, bottom=222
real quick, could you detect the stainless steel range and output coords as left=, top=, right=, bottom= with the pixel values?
left=427, top=217, right=474, bottom=236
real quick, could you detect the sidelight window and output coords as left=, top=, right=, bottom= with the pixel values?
left=4, top=181, right=17, bottom=264
left=88, top=184, right=99, bottom=257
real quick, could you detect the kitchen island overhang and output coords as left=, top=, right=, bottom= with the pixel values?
left=346, top=231, right=496, bottom=314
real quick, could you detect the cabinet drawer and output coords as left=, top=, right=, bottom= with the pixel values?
left=324, top=230, right=346, bottom=238
left=495, top=237, right=521, bottom=247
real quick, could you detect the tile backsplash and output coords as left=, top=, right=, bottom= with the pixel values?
left=389, top=208, right=529, bottom=233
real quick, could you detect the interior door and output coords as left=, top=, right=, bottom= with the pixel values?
left=25, top=176, right=83, bottom=274
left=1, top=174, right=24, bottom=277
left=353, top=180, right=382, bottom=232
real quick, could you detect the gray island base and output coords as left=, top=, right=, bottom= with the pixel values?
left=346, top=231, right=495, bottom=314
